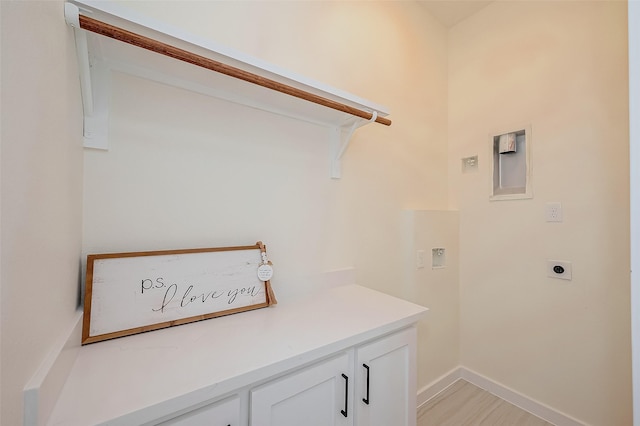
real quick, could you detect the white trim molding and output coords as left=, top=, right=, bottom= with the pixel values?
left=417, top=366, right=587, bottom=426
left=24, top=311, right=83, bottom=426
left=416, top=367, right=463, bottom=408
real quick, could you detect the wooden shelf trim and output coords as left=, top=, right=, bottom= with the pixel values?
left=78, top=14, right=392, bottom=127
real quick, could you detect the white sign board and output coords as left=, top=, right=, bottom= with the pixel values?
left=82, top=243, right=276, bottom=344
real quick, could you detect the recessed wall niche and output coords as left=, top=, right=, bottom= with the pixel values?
left=490, top=125, right=532, bottom=201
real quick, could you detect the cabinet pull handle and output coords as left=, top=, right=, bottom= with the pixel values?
left=341, top=373, right=349, bottom=417
left=362, top=363, right=370, bottom=405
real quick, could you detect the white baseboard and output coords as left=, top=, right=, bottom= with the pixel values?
left=417, top=366, right=463, bottom=408
left=24, top=310, right=83, bottom=426
left=418, top=366, right=587, bottom=426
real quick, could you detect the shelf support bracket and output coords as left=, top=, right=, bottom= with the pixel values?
left=331, top=111, right=377, bottom=179
left=65, top=3, right=110, bottom=150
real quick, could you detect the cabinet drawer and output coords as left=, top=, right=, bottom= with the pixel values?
left=156, top=395, right=241, bottom=426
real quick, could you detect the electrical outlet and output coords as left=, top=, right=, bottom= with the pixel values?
left=461, top=155, right=478, bottom=173
left=545, top=202, right=563, bottom=222
left=547, top=260, right=572, bottom=280
left=416, top=250, right=426, bottom=269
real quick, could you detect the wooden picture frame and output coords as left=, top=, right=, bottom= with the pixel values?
left=82, top=242, right=277, bottom=345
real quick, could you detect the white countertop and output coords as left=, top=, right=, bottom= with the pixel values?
left=48, top=285, right=427, bottom=425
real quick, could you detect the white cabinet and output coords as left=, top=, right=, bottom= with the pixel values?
left=354, top=327, right=416, bottom=426
left=45, top=285, right=427, bottom=426
left=250, top=354, right=352, bottom=426
left=156, top=395, right=241, bottom=426
left=249, top=328, right=416, bottom=426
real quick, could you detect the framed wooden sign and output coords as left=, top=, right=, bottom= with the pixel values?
left=82, top=242, right=277, bottom=344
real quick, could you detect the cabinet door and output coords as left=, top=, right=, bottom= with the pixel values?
left=355, top=327, right=417, bottom=426
left=156, top=395, right=240, bottom=426
left=250, top=353, right=352, bottom=426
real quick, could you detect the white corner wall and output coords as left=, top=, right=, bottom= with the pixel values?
left=0, top=1, right=84, bottom=425
left=402, top=210, right=460, bottom=391
left=81, top=0, right=452, bottom=395
left=448, top=2, right=631, bottom=425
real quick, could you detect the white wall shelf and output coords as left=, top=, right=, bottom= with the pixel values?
left=64, top=1, right=391, bottom=178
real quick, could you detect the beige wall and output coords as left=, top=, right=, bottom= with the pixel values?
left=448, top=2, right=631, bottom=425
left=0, top=1, right=83, bottom=425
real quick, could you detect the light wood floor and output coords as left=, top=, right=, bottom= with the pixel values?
left=417, top=380, right=554, bottom=426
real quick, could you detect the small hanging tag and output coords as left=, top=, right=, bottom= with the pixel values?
left=257, top=247, right=274, bottom=281
left=257, top=263, right=274, bottom=281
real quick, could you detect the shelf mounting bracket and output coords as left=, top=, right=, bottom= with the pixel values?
left=331, top=111, right=377, bottom=179
left=65, top=3, right=110, bottom=150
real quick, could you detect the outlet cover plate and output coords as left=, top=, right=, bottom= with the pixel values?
left=462, top=155, right=478, bottom=173
left=545, top=202, right=563, bottom=222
